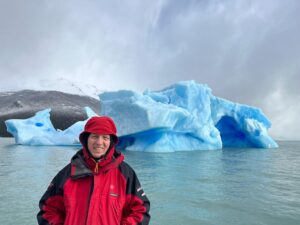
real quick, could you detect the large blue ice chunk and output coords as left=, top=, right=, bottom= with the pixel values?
left=5, top=80, right=278, bottom=150
left=5, top=107, right=97, bottom=145
left=100, top=80, right=278, bottom=151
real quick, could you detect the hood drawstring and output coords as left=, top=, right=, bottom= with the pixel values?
left=90, top=158, right=99, bottom=174
left=94, top=162, right=99, bottom=173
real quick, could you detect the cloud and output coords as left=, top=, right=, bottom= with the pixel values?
left=0, top=0, right=299, bottom=139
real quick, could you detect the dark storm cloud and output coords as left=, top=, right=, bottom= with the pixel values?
left=0, top=0, right=299, bottom=139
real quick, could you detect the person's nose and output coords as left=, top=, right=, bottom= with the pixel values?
left=95, top=136, right=105, bottom=145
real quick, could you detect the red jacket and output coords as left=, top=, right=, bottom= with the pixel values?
left=37, top=116, right=150, bottom=225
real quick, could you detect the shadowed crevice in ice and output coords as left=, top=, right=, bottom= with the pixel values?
left=211, top=96, right=277, bottom=148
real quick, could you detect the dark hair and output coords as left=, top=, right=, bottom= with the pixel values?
left=81, top=132, right=90, bottom=150
left=108, top=134, right=116, bottom=150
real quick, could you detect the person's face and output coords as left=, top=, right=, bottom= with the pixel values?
left=87, top=133, right=111, bottom=158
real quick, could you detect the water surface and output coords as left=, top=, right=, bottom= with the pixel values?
left=0, top=138, right=299, bottom=225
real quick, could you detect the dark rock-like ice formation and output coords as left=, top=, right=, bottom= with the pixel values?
left=0, top=90, right=99, bottom=137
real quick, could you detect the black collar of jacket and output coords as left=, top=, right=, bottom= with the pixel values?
left=70, top=150, right=93, bottom=180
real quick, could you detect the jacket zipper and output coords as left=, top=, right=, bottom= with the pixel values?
left=84, top=176, right=94, bottom=225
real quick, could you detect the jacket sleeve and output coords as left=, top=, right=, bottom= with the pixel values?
left=37, top=167, right=69, bottom=225
left=121, top=167, right=150, bottom=225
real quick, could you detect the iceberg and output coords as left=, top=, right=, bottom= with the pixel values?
left=5, top=80, right=278, bottom=151
left=100, top=81, right=278, bottom=151
left=5, top=107, right=97, bottom=145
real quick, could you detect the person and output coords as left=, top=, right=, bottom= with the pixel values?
left=37, top=116, right=150, bottom=225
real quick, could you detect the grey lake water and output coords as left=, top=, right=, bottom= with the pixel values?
left=0, top=137, right=299, bottom=225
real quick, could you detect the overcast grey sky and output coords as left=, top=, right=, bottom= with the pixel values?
left=0, top=0, right=299, bottom=140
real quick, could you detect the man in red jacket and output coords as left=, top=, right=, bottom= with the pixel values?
left=37, top=116, right=150, bottom=225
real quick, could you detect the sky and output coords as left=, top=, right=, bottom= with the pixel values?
left=0, top=0, right=300, bottom=140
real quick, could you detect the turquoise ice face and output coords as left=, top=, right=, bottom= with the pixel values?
left=5, top=81, right=278, bottom=150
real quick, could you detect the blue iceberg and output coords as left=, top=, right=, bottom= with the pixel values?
left=100, top=81, right=278, bottom=151
left=5, top=107, right=97, bottom=145
left=5, top=81, right=278, bottom=151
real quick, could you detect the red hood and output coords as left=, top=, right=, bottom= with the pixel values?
left=79, top=116, right=120, bottom=173
left=79, top=116, right=119, bottom=145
